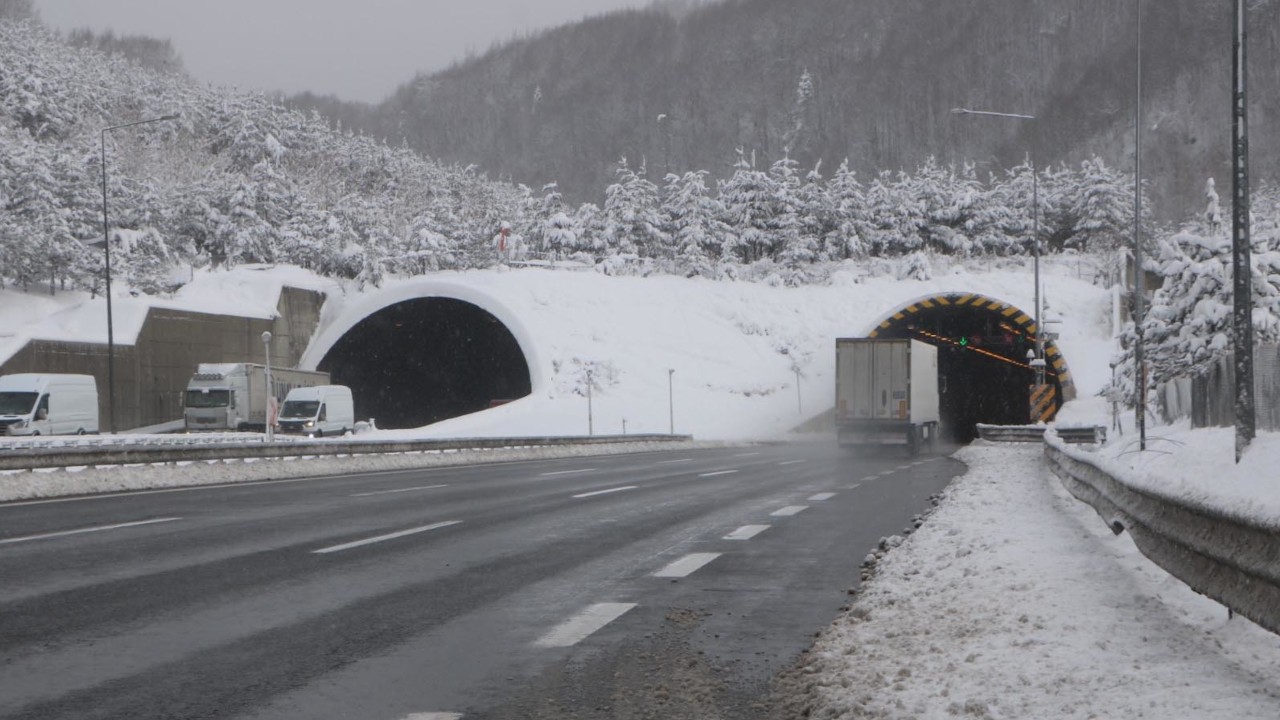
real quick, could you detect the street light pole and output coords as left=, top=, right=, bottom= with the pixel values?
left=99, top=113, right=179, bottom=434
left=262, top=331, right=274, bottom=443
left=586, top=369, right=594, bottom=436
left=668, top=368, right=675, bottom=435
left=1133, top=1, right=1148, bottom=452
left=950, top=107, right=1043, bottom=387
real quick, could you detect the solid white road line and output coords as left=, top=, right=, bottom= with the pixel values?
left=572, top=485, right=638, bottom=499
left=778, top=459, right=808, bottom=466
left=402, top=713, right=463, bottom=720
left=654, top=458, right=695, bottom=465
left=654, top=552, right=722, bottom=577
left=539, top=468, right=598, bottom=476
left=807, top=492, right=836, bottom=502
left=312, top=521, right=461, bottom=554
left=534, top=602, right=637, bottom=648
left=770, top=505, right=809, bottom=517
left=349, top=484, right=448, bottom=497
left=698, top=470, right=739, bottom=478
left=0, top=517, right=182, bottom=546
left=723, top=524, right=770, bottom=540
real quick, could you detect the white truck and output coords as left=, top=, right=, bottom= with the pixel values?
left=277, top=385, right=355, bottom=438
left=835, top=338, right=940, bottom=455
left=0, top=373, right=100, bottom=436
left=183, top=363, right=328, bottom=432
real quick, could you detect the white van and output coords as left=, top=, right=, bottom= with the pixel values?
left=277, top=385, right=354, bottom=438
left=0, top=374, right=99, bottom=436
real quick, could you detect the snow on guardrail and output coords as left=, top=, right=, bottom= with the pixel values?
left=1044, top=430, right=1280, bottom=637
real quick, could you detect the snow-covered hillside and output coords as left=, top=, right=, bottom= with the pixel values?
left=2, top=261, right=1117, bottom=441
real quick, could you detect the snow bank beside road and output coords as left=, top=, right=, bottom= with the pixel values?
left=776, top=444, right=1280, bottom=719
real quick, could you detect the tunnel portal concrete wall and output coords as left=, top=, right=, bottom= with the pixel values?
left=0, top=288, right=326, bottom=431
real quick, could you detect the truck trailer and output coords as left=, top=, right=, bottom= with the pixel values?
left=835, top=338, right=940, bottom=454
left=183, top=363, right=329, bottom=432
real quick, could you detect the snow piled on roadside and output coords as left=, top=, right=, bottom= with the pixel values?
left=778, top=444, right=1280, bottom=719
left=1082, top=423, right=1280, bottom=526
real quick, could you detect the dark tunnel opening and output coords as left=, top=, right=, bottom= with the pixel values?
left=318, top=298, right=532, bottom=430
left=875, top=303, right=1062, bottom=443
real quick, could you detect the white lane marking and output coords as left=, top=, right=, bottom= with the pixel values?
left=654, top=552, right=722, bottom=578
left=402, top=713, right=463, bottom=720
left=312, top=521, right=461, bottom=554
left=733, top=452, right=761, bottom=457
left=771, top=505, right=809, bottom=517
left=808, top=492, right=836, bottom=502
left=698, top=470, right=739, bottom=478
left=861, top=475, right=878, bottom=482
left=778, top=459, right=808, bottom=466
left=723, top=525, right=770, bottom=540
left=572, top=485, right=638, bottom=499
left=534, top=603, right=637, bottom=648
left=895, top=465, right=913, bottom=471
left=878, top=470, right=896, bottom=476
left=0, top=517, right=182, bottom=546
left=540, top=468, right=597, bottom=476
left=349, top=484, right=448, bottom=497
left=654, top=458, right=695, bottom=465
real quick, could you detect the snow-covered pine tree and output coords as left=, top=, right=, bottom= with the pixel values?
left=661, top=170, right=726, bottom=277
left=601, top=157, right=664, bottom=258
left=718, top=150, right=779, bottom=264
left=825, top=160, right=868, bottom=260
left=1070, top=157, right=1133, bottom=254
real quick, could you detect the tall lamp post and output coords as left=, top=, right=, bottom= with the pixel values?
left=667, top=368, right=675, bottom=435
left=100, top=113, right=179, bottom=434
left=262, top=331, right=275, bottom=443
left=950, top=108, right=1043, bottom=386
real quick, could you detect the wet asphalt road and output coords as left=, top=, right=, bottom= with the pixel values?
left=0, top=443, right=963, bottom=719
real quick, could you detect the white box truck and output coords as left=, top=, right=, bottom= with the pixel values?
left=835, top=338, right=940, bottom=454
left=183, top=363, right=328, bottom=432
left=277, top=385, right=355, bottom=437
left=0, top=373, right=99, bottom=436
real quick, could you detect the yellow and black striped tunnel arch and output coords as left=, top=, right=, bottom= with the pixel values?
left=867, top=292, right=1076, bottom=401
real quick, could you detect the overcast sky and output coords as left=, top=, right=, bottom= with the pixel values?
left=37, top=0, right=650, bottom=103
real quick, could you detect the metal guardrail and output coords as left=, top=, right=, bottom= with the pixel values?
left=0, top=434, right=693, bottom=472
left=977, top=424, right=1106, bottom=444
left=1044, top=433, right=1280, bottom=637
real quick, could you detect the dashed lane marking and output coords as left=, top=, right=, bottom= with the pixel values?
left=778, top=459, right=808, bottom=466
left=698, top=470, right=739, bottom=478
left=572, top=485, right=638, bottom=499
left=0, top=517, right=182, bottom=546
left=807, top=492, right=836, bottom=502
left=770, top=505, right=809, bottom=517
left=534, top=603, right=637, bottom=648
left=654, top=458, right=695, bottom=465
left=402, top=713, right=463, bottom=720
left=539, top=468, right=598, bottom=476
left=733, top=452, right=761, bottom=457
left=349, top=484, right=448, bottom=497
left=878, top=470, right=896, bottom=476
left=895, top=464, right=913, bottom=471
left=861, top=475, right=878, bottom=483
left=312, top=521, right=461, bottom=554
left=723, top=524, right=770, bottom=540
left=654, top=552, right=722, bottom=578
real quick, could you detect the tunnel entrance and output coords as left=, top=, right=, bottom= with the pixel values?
left=869, top=294, right=1072, bottom=443
left=318, top=298, right=532, bottom=430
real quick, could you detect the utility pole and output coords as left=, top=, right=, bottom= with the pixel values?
left=1133, top=0, right=1148, bottom=452
left=668, top=369, right=675, bottom=435
left=1232, top=0, right=1255, bottom=461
